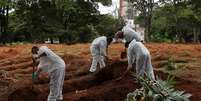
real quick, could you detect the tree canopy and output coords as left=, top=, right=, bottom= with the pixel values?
left=1, top=0, right=201, bottom=43
left=0, top=0, right=118, bottom=43
left=132, top=0, right=201, bottom=43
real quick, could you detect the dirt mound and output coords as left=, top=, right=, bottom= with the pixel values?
left=70, top=76, right=138, bottom=101
left=8, top=86, right=39, bottom=101
left=94, top=60, right=127, bottom=83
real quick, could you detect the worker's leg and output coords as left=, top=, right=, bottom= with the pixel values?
left=47, top=69, right=61, bottom=101
left=99, top=56, right=106, bottom=69
left=136, top=55, right=146, bottom=78
left=57, top=67, right=65, bottom=100
left=90, top=55, right=99, bottom=72
left=89, top=46, right=99, bottom=72
left=145, top=54, right=155, bottom=80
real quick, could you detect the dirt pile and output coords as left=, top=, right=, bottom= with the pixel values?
left=8, top=86, right=39, bottom=101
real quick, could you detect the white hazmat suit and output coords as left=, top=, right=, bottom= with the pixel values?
left=37, top=46, right=65, bottom=101
left=89, top=36, right=107, bottom=72
left=127, top=40, right=155, bottom=80
left=122, top=25, right=143, bottom=43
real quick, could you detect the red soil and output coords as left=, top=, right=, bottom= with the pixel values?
left=0, top=43, right=201, bottom=101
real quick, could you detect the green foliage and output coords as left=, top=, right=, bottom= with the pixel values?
left=2, top=0, right=201, bottom=43
left=2, top=0, right=116, bottom=43
left=95, top=15, right=119, bottom=37
left=165, top=57, right=177, bottom=70
left=77, top=25, right=99, bottom=43
left=95, top=0, right=112, bottom=5
left=150, top=32, right=172, bottom=43
left=126, top=75, right=191, bottom=101
left=134, top=0, right=201, bottom=43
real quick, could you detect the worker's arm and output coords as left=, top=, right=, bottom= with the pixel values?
left=105, top=47, right=109, bottom=60
left=106, top=46, right=108, bottom=56
left=116, top=46, right=133, bottom=81
left=116, top=65, right=132, bottom=81
left=38, top=46, right=48, bottom=58
left=32, top=55, right=39, bottom=66
left=125, top=41, right=131, bottom=48
left=38, top=52, right=47, bottom=58
left=127, top=46, right=134, bottom=68
left=32, top=49, right=47, bottom=62
left=35, top=63, right=44, bottom=78
left=100, top=42, right=107, bottom=57
left=35, top=68, right=42, bottom=77
left=32, top=52, right=46, bottom=70
left=122, top=41, right=130, bottom=58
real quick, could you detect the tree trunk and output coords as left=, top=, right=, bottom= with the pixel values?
left=0, top=8, right=2, bottom=34
left=144, top=0, right=153, bottom=42
left=193, top=28, right=197, bottom=43
left=198, top=28, right=201, bottom=43
left=64, top=15, right=69, bottom=30
left=4, top=5, right=9, bottom=37
left=51, top=37, right=53, bottom=44
left=144, top=17, right=149, bottom=42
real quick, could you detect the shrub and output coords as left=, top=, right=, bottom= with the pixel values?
left=126, top=75, right=191, bottom=101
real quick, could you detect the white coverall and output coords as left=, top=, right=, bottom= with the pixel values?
left=37, top=46, right=65, bottom=101
left=122, top=25, right=143, bottom=43
left=89, top=36, right=107, bottom=72
left=127, top=40, right=155, bottom=80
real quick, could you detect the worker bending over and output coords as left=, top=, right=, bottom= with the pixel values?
left=32, top=46, right=65, bottom=101
left=89, top=36, right=113, bottom=73
left=119, top=39, right=155, bottom=80
left=115, top=25, right=143, bottom=59
left=115, top=25, right=143, bottom=47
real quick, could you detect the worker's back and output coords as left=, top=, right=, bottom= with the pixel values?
left=122, top=26, right=142, bottom=42
left=91, top=36, right=107, bottom=47
left=38, top=46, right=65, bottom=73
left=128, top=40, right=149, bottom=58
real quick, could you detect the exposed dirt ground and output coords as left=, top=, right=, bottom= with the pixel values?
left=0, top=43, right=201, bottom=101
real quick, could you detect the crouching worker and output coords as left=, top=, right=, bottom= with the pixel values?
left=89, top=36, right=113, bottom=73
left=32, top=46, right=65, bottom=101
left=117, top=39, right=155, bottom=80
left=115, top=25, right=143, bottom=59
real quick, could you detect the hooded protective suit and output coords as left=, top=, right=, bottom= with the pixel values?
left=89, top=36, right=107, bottom=72
left=122, top=25, right=143, bottom=43
left=127, top=40, right=155, bottom=80
left=37, top=46, right=65, bottom=101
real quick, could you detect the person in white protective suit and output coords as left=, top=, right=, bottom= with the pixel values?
left=89, top=36, right=113, bottom=73
left=115, top=25, right=143, bottom=48
left=117, top=39, right=155, bottom=80
left=32, top=46, right=65, bottom=101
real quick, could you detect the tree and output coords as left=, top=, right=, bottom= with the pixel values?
left=95, top=15, right=119, bottom=37
left=142, top=0, right=201, bottom=43
left=126, top=0, right=156, bottom=42
left=0, top=0, right=12, bottom=43
left=8, top=0, right=115, bottom=43
left=190, top=0, right=201, bottom=43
